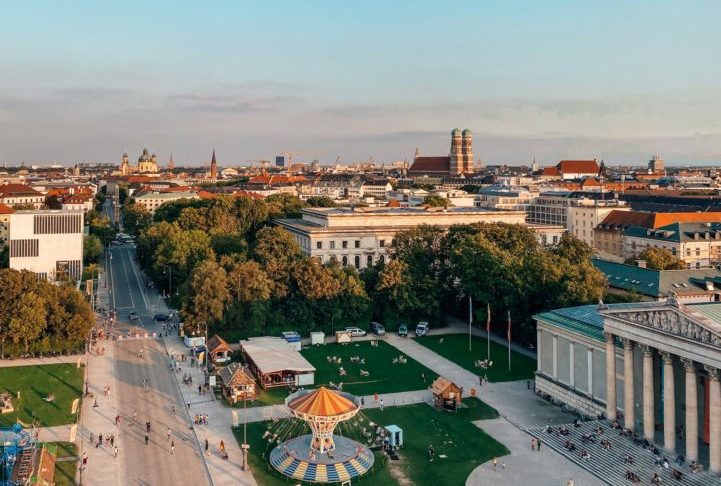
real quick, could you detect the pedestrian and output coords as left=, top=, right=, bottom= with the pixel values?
left=133, top=410, right=137, bottom=421
left=171, top=405, right=175, bottom=416
left=144, top=433, right=149, bottom=445
left=115, top=414, right=120, bottom=425
left=527, top=380, right=530, bottom=390
left=187, top=401, right=191, bottom=410
left=89, top=432, right=95, bottom=444
left=171, top=440, right=175, bottom=455
left=97, top=433, right=103, bottom=448
left=537, top=438, right=541, bottom=451
left=146, top=421, right=151, bottom=433
left=479, top=375, right=483, bottom=387
left=114, top=446, right=119, bottom=458
left=110, top=435, right=115, bottom=447
left=198, top=384, right=202, bottom=396
left=374, top=392, right=378, bottom=401
left=361, top=397, right=365, bottom=407
left=81, top=452, right=88, bottom=469
left=428, top=444, right=435, bottom=462
left=566, top=479, right=574, bottom=486
left=167, top=428, right=171, bottom=441
left=380, top=398, right=384, bottom=411
left=205, top=438, right=209, bottom=456
left=492, top=458, right=497, bottom=471
left=421, top=372, right=426, bottom=383
left=531, top=437, right=536, bottom=451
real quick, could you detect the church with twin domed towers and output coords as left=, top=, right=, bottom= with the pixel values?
left=408, top=128, right=475, bottom=177
left=119, top=147, right=160, bottom=175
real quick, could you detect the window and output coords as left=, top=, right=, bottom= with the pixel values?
left=686, top=248, right=691, bottom=257
left=330, top=241, right=336, bottom=250
left=316, top=241, right=322, bottom=250
left=355, top=240, right=360, bottom=249
left=379, top=255, right=385, bottom=264
left=367, top=255, right=373, bottom=267
left=553, top=235, right=558, bottom=244
left=342, top=241, right=348, bottom=249
left=379, top=239, right=385, bottom=248
left=354, top=256, right=360, bottom=268
left=342, top=256, right=348, bottom=267
left=696, top=248, right=701, bottom=256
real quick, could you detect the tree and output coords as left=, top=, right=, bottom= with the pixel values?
left=45, top=195, right=63, bottom=209
left=8, top=291, right=47, bottom=352
left=252, top=227, right=302, bottom=298
left=631, top=247, right=685, bottom=270
left=423, top=194, right=449, bottom=207
left=228, top=260, right=272, bottom=302
left=266, top=193, right=307, bottom=218
left=552, top=232, right=595, bottom=262
left=182, top=260, right=230, bottom=327
left=306, top=196, right=336, bottom=208
left=123, top=202, right=152, bottom=235
left=376, top=260, right=419, bottom=325
left=83, top=234, right=103, bottom=264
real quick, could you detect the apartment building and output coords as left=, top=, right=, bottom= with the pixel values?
left=623, top=222, right=721, bottom=268
left=0, top=183, right=45, bottom=209
left=9, top=210, right=84, bottom=281
left=134, top=191, right=199, bottom=214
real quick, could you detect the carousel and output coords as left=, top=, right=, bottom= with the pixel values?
left=1, top=424, right=37, bottom=486
left=269, top=387, right=374, bottom=483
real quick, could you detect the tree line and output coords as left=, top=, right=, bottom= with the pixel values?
left=0, top=269, right=95, bottom=357
left=127, top=194, right=607, bottom=344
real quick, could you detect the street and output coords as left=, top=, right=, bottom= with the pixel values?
left=106, top=240, right=211, bottom=486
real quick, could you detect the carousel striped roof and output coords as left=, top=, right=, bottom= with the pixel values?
left=288, top=387, right=357, bottom=417
left=270, top=440, right=374, bottom=482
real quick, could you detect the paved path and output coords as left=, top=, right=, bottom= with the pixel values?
left=0, top=355, right=81, bottom=368
left=384, top=334, right=603, bottom=486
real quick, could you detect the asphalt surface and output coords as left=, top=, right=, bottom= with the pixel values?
left=107, top=239, right=210, bottom=486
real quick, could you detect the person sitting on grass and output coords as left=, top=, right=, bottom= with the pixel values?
left=43, top=394, right=55, bottom=402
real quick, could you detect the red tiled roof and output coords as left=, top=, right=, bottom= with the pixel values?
left=599, top=210, right=655, bottom=229
left=63, top=195, right=92, bottom=204
left=0, top=203, right=14, bottom=214
left=600, top=210, right=721, bottom=230
left=556, top=160, right=599, bottom=174
left=0, top=183, right=41, bottom=196
left=581, top=178, right=601, bottom=187
left=541, top=167, right=560, bottom=176
left=408, top=156, right=451, bottom=174
left=386, top=199, right=401, bottom=207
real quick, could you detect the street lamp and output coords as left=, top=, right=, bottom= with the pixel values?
left=241, top=392, right=249, bottom=470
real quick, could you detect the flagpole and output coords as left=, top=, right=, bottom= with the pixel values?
left=507, top=310, right=512, bottom=372
left=468, top=295, right=472, bottom=352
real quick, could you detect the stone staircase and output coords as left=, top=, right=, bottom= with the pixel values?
left=527, top=420, right=721, bottom=486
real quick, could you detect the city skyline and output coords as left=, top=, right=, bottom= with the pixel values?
left=1, top=1, right=719, bottom=165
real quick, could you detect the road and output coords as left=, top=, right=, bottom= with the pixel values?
left=107, top=238, right=210, bottom=486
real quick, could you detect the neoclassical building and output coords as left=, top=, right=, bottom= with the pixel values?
left=535, top=298, right=721, bottom=473
left=119, top=148, right=159, bottom=175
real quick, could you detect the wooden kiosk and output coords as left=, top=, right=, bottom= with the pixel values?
left=430, top=376, right=463, bottom=411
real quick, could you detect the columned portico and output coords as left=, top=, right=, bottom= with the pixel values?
left=622, top=338, right=635, bottom=431
left=605, top=332, right=617, bottom=420
left=660, top=351, right=675, bottom=453
left=681, top=358, right=698, bottom=462
left=706, top=366, right=721, bottom=475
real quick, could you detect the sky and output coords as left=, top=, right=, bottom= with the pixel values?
left=1, top=1, right=720, bottom=166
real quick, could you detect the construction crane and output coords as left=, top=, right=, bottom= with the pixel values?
left=280, top=150, right=319, bottom=171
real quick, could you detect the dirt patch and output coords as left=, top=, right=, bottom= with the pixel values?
left=387, top=454, right=413, bottom=486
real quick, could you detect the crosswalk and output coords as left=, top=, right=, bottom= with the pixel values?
left=527, top=420, right=721, bottom=486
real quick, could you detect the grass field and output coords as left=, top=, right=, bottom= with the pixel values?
left=414, top=333, right=536, bottom=382
left=50, top=441, right=78, bottom=486
left=0, top=364, right=84, bottom=427
left=233, top=397, right=504, bottom=486
left=300, top=340, right=439, bottom=396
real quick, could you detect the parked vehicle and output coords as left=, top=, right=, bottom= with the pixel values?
left=154, top=313, right=169, bottom=322
left=398, top=324, right=408, bottom=337
left=415, top=321, right=429, bottom=337
left=344, top=327, right=367, bottom=337
left=370, top=321, right=386, bottom=336
left=129, top=312, right=139, bottom=321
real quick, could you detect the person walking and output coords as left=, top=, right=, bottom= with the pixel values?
left=479, top=375, right=483, bottom=387
left=537, top=438, right=541, bottom=451
left=144, top=433, right=149, bottom=445
left=187, top=401, right=191, bottom=410
left=113, top=446, right=119, bottom=458
left=171, top=404, right=175, bottom=416
left=198, top=384, right=202, bottom=396
left=492, top=458, right=497, bottom=472
left=531, top=438, right=536, bottom=451
left=133, top=410, right=137, bottom=422
left=81, top=452, right=88, bottom=470
left=167, top=428, right=171, bottom=441
left=115, top=414, right=121, bottom=425
left=380, top=398, right=384, bottom=411
left=170, top=440, right=175, bottom=455
left=205, top=438, right=210, bottom=456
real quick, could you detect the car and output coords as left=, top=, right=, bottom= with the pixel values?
left=344, top=327, right=367, bottom=337
left=370, top=321, right=386, bottom=336
left=110, top=240, right=120, bottom=246
left=398, top=324, right=408, bottom=337
left=154, top=313, right=169, bottom=322
left=415, top=321, right=429, bottom=337
left=129, top=312, right=139, bottom=321
left=190, top=345, right=207, bottom=355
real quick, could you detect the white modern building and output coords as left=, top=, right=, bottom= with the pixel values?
left=275, top=206, right=527, bottom=269
left=134, top=191, right=199, bottom=214
left=8, top=210, right=84, bottom=281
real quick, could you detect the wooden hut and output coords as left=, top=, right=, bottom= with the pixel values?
left=430, top=376, right=463, bottom=411
left=206, top=334, right=232, bottom=363
left=217, top=362, right=256, bottom=404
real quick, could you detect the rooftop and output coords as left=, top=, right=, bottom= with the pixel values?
left=287, top=387, right=357, bottom=417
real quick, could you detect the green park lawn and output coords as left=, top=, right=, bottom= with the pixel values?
left=50, top=441, right=78, bottom=486
left=0, top=364, right=84, bottom=427
left=234, top=397, right=505, bottom=486
left=300, top=340, right=439, bottom=396
left=415, top=333, right=536, bottom=382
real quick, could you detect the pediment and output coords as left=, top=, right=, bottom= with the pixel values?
left=603, top=306, right=721, bottom=348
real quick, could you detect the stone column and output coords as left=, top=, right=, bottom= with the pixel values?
left=681, top=358, right=698, bottom=463
left=641, top=345, right=655, bottom=441
left=706, top=366, right=721, bottom=475
left=661, top=351, right=675, bottom=453
left=605, top=332, right=617, bottom=420
left=622, top=338, right=635, bottom=431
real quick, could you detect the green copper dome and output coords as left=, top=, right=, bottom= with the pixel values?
left=462, top=129, right=472, bottom=137
left=451, top=128, right=461, bottom=137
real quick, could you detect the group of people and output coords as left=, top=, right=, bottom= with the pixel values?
left=193, top=412, right=210, bottom=425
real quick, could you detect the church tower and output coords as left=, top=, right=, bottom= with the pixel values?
left=168, top=154, right=175, bottom=171
left=210, top=149, right=218, bottom=179
left=449, top=128, right=462, bottom=174
left=120, top=151, right=129, bottom=175
left=461, top=129, right=473, bottom=173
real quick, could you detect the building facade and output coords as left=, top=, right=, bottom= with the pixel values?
left=0, top=183, right=45, bottom=209
left=623, top=223, right=721, bottom=269
left=8, top=210, right=84, bottom=281
left=120, top=148, right=159, bottom=175
left=566, top=200, right=628, bottom=248
left=408, top=128, right=474, bottom=177
left=535, top=299, right=721, bottom=473
left=275, top=206, right=526, bottom=269
left=134, top=190, right=199, bottom=214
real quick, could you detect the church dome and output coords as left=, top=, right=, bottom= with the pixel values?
left=462, top=129, right=472, bottom=137
left=451, top=128, right=461, bottom=137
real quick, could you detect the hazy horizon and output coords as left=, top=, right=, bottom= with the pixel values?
left=1, top=1, right=719, bottom=166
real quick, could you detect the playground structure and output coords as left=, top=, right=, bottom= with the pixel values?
left=269, top=387, right=374, bottom=483
left=0, top=424, right=38, bottom=486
